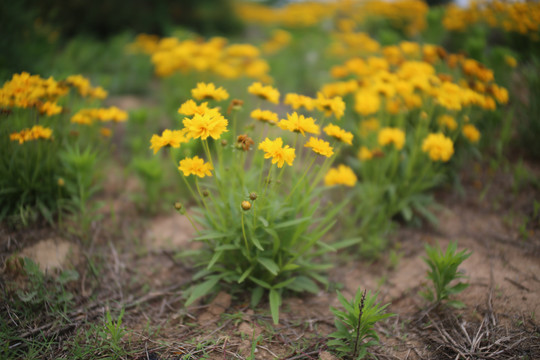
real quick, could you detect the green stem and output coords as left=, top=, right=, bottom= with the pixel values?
left=181, top=175, right=203, bottom=208
left=241, top=211, right=251, bottom=260
left=262, top=164, right=274, bottom=198
left=183, top=209, right=201, bottom=234
left=285, top=155, right=316, bottom=203
left=195, top=178, right=220, bottom=230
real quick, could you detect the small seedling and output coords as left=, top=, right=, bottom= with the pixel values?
left=98, top=307, right=127, bottom=354
left=329, top=289, right=394, bottom=359
left=421, top=241, right=471, bottom=308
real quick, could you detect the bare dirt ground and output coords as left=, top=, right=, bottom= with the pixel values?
left=1, top=157, right=539, bottom=359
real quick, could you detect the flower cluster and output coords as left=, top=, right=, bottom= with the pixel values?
left=130, top=36, right=272, bottom=82
left=9, top=125, right=53, bottom=144
left=71, top=107, right=128, bottom=125
left=152, top=80, right=359, bottom=325
left=236, top=0, right=426, bottom=34
left=324, top=165, right=357, bottom=187
left=421, top=133, right=454, bottom=162
left=443, top=1, right=540, bottom=38
left=248, top=82, right=280, bottom=104
left=2, top=72, right=127, bottom=146
left=378, top=127, right=406, bottom=150
left=261, top=29, right=292, bottom=54
left=0, top=72, right=103, bottom=112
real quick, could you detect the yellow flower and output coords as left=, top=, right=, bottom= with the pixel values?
left=182, top=109, right=228, bottom=140
left=315, top=92, right=345, bottom=119
left=100, top=127, right=112, bottom=137
left=149, top=129, right=189, bottom=154
left=258, top=137, right=295, bottom=168
left=178, top=156, right=213, bottom=177
left=39, top=101, right=62, bottom=116
left=359, top=118, right=380, bottom=137
left=504, top=55, right=517, bottom=68
left=354, top=90, right=380, bottom=116
left=100, top=106, right=128, bottom=122
left=284, top=93, right=315, bottom=111
left=462, top=124, right=480, bottom=143
left=90, top=86, right=108, bottom=99
left=421, top=133, right=454, bottom=162
left=358, top=146, right=373, bottom=160
left=9, top=125, right=52, bottom=144
left=248, top=82, right=280, bottom=104
left=250, top=109, right=278, bottom=125
left=278, top=112, right=320, bottom=136
left=304, top=137, right=334, bottom=157
left=191, top=82, right=229, bottom=101
left=10, top=129, right=31, bottom=144
left=66, top=74, right=92, bottom=97
left=178, top=99, right=211, bottom=116
left=438, top=114, right=458, bottom=131
left=323, top=124, right=353, bottom=145
left=324, top=165, right=357, bottom=187
left=378, top=127, right=405, bottom=150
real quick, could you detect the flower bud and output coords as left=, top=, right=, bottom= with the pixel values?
left=57, top=178, right=65, bottom=187
left=202, top=190, right=209, bottom=197
left=249, top=192, right=257, bottom=201
left=174, top=202, right=182, bottom=210
left=241, top=201, right=252, bottom=211
left=221, top=139, right=228, bottom=147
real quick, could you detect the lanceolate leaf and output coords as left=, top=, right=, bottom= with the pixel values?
left=185, top=277, right=220, bottom=306
left=269, top=289, right=281, bottom=324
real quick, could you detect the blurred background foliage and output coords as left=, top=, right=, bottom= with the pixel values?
left=0, top=0, right=243, bottom=79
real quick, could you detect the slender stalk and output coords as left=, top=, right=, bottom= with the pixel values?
left=241, top=211, right=251, bottom=260
left=183, top=209, right=201, bottom=234
left=262, top=164, right=274, bottom=198
left=202, top=139, right=215, bottom=170
left=232, top=110, right=238, bottom=141
left=206, top=190, right=226, bottom=227
left=181, top=175, right=203, bottom=208
left=285, top=155, right=316, bottom=203
left=195, top=178, right=220, bottom=229
left=352, top=289, right=367, bottom=359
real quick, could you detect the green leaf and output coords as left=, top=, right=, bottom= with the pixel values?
left=401, top=205, right=413, bottom=222
left=18, top=290, right=37, bottom=303
left=251, top=286, right=264, bottom=307
left=258, top=257, right=279, bottom=275
left=215, top=244, right=238, bottom=251
left=273, top=277, right=296, bottom=289
left=274, top=216, right=311, bottom=229
left=281, top=263, right=300, bottom=271
left=249, top=276, right=271, bottom=289
left=288, top=276, right=319, bottom=293
left=448, top=282, right=469, bottom=295
left=238, top=266, right=253, bottom=283
left=57, top=269, right=79, bottom=285
left=194, top=232, right=229, bottom=241
left=207, top=251, right=223, bottom=270
left=251, top=236, right=264, bottom=251
left=185, top=277, right=219, bottom=306
left=415, top=202, right=439, bottom=225
left=269, top=289, right=281, bottom=324
left=332, top=237, right=362, bottom=249
left=447, top=300, right=466, bottom=309
left=257, top=216, right=269, bottom=227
